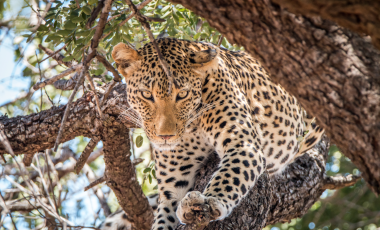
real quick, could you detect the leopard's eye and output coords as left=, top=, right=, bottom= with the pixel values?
left=141, top=91, right=153, bottom=100
left=177, top=90, right=189, bottom=101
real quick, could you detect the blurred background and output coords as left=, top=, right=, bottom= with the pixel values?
left=0, top=0, right=378, bottom=229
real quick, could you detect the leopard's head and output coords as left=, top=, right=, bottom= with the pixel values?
left=112, top=38, right=219, bottom=150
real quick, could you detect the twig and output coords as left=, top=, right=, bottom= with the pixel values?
left=0, top=192, right=17, bottom=230
left=53, top=72, right=81, bottom=91
left=217, top=35, right=224, bottom=47
left=31, top=156, right=57, bottom=213
left=44, top=150, right=60, bottom=214
left=0, top=123, right=15, bottom=156
left=84, top=176, right=106, bottom=191
left=36, top=50, right=54, bottom=106
left=100, top=80, right=118, bottom=106
left=124, top=0, right=175, bottom=94
left=322, top=174, right=362, bottom=190
left=85, top=73, right=104, bottom=117
left=0, top=88, right=36, bottom=108
left=74, top=0, right=80, bottom=8
left=132, top=158, right=144, bottom=165
left=38, top=44, right=69, bottom=66
left=85, top=0, right=106, bottom=29
left=33, top=63, right=83, bottom=90
left=100, top=0, right=153, bottom=40
left=52, top=4, right=112, bottom=150
left=53, top=66, right=86, bottom=152
left=96, top=54, right=122, bottom=82
left=74, top=136, right=101, bottom=174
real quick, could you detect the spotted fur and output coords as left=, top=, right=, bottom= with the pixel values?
left=102, top=38, right=324, bottom=230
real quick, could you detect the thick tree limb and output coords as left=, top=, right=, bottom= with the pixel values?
left=168, top=0, right=380, bottom=195
left=271, top=0, right=380, bottom=50
left=102, top=113, right=154, bottom=230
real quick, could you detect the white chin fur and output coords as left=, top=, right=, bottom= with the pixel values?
left=151, top=142, right=179, bottom=151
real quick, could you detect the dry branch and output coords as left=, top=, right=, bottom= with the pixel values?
left=96, top=54, right=122, bottom=82
left=323, top=174, right=362, bottom=190
left=53, top=67, right=86, bottom=151
left=75, top=136, right=101, bottom=174
left=52, top=0, right=114, bottom=151
left=100, top=0, right=153, bottom=40
left=84, top=176, right=106, bottom=191
left=85, top=73, right=104, bottom=117
left=33, top=64, right=83, bottom=90
left=86, top=0, right=106, bottom=29
left=53, top=72, right=81, bottom=90
left=38, top=44, right=70, bottom=67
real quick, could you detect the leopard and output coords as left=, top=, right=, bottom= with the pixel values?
left=101, top=38, right=324, bottom=230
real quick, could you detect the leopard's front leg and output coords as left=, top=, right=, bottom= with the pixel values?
left=176, top=142, right=266, bottom=224
left=152, top=132, right=212, bottom=230
left=177, top=88, right=266, bottom=225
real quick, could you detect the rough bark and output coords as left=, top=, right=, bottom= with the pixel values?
left=102, top=112, right=154, bottom=229
left=0, top=98, right=95, bottom=156
left=168, top=0, right=380, bottom=195
left=271, top=0, right=380, bottom=50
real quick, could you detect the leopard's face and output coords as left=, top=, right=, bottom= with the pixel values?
left=112, top=39, right=217, bottom=150
left=126, top=70, right=202, bottom=150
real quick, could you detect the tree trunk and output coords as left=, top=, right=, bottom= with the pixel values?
left=168, top=0, right=380, bottom=195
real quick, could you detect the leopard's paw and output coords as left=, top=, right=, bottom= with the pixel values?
left=176, top=191, right=227, bottom=227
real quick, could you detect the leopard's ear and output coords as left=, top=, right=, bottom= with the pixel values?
left=188, top=43, right=219, bottom=69
left=189, top=49, right=217, bottom=66
left=112, top=43, right=141, bottom=78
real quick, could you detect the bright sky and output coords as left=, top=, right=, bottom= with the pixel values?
left=0, top=0, right=31, bottom=106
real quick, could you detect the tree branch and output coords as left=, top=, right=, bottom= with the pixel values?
left=322, top=174, right=362, bottom=190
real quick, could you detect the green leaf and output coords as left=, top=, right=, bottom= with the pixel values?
left=148, top=174, right=152, bottom=184
left=143, top=168, right=151, bottom=173
left=161, top=5, right=171, bottom=13
left=62, top=56, right=74, bottom=62
left=93, top=69, right=104, bottom=75
left=161, top=10, right=171, bottom=19
left=152, top=169, right=156, bottom=179
left=122, top=34, right=132, bottom=42
left=153, top=185, right=158, bottom=190
left=45, top=34, right=61, bottom=42
left=64, top=21, right=77, bottom=30
left=136, top=135, right=144, bottom=148
left=72, top=16, right=85, bottom=23
left=88, top=0, right=98, bottom=5
left=76, top=30, right=91, bottom=37
left=121, top=24, right=129, bottom=33
left=37, top=25, right=49, bottom=32
left=193, top=32, right=201, bottom=40
left=82, top=6, right=92, bottom=15
left=56, top=30, right=73, bottom=36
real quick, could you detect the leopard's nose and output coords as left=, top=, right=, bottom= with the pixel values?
left=159, top=135, right=175, bottom=140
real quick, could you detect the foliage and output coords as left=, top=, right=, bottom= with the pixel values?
left=0, top=0, right=378, bottom=229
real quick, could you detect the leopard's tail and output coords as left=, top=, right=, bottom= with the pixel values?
left=296, top=112, right=325, bottom=156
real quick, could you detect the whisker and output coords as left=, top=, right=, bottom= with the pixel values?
left=186, top=102, right=218, bottom=127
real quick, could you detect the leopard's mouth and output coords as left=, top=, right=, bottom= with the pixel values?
left=150, top=141, right=180, bottom=151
